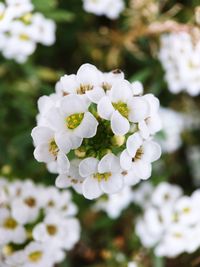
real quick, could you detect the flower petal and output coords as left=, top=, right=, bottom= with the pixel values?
left=60, top=95, right=88, bottom=116
left=120, top=149, right=132, bottom=170
left=132, top=161, right=152, bottom=180
left=55, top=174, right=71, bottom=188
left=75, top=112, right=98, bottom=138
left=31, top=126, right=54, bottom=146
left=127, top=132, right=143, bottom=157
left=77, top=63, right=103, bottom=85
left=142, top=141, right=161, bottom=163
left=100, top=174, right=123, bottom=194
left=79, top=157, right=99, bottom=177
left=110, top=80, right=132, bottom=102
left=34, top=144, right=54, bottom=163
left=86, top=86, right=105, bottom=103
left=97, top=96, right=114, bottom=120
left=111, top=110, right=130, bottom=135
left=98, top=153, right=120, bottom=173
left=128, top=97, right=150, bottom=122
left=82, top=177, right=102, bottom=200
left=57, top=152, right=70, bottom=173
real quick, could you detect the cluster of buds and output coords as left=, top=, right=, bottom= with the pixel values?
left=32, top=63, right=162, bottom=200
left=0, top=0, right=56, bottom=63
left=0, top=178, right=80, bottom=267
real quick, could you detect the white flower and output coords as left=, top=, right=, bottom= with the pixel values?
left=156, top=107, right=184, bottom=153
left=80, top=153, right=124, bottom=199
left=98, top=81, right=149, bottom=135
left=21, top=242, right=59, bottom=267
left=138, top=94, right=162, bottom=139
left=128, top=262, right=138, bottom=267
left=83, top=0, right=125, bottom=19
left=6, top=0, right=33, bottom=19
left=151, top=182, right=183, bottom=208
left=11, top=183, right=41, bottom=224
left=132, top=181, right=154, bottom=208
left=46, top=94, right=98, bottom=146
left=155, top=224, right=189, bottom=257
left=56, top=159, right=85, bottom=194
left=33, top=212, right=80, bottom=251
left=57, top=63, right=104, bottom=103
left=31, top=13, right=56, bottom=46
left=0, top=208, right=26, bottom=245
left=159, top=32, right=200, bottom=96
left=31, top=126, right=70, bottom=174
left=94, top=186, right=133, bottom=219
left=120, top=133, right=161, bottom=180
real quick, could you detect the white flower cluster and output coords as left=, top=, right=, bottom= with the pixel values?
left=156, top=107, right=184, bottom=153
left=135, top=182, right=200, bottom=257
left=159, top=32, right=200, bottom=96
left=82, top=0, right=125, bottom=19
left=0, top=178, right=80, bottom=267
left=31, top=63, right=162, bottom=200
left=93, top=186, right=134, bottom=219
left=0, top=0, right=56, bottom=63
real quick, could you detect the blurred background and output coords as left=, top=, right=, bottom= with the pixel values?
left=0, top=0, right=200, bottom=266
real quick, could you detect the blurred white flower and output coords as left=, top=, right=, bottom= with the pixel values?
left=128, top=262, right=138, bottom=267
left=0, top=178, right=81, bottom=267
left=159, top=32, right=200, bottom=96
left=135, top=182, right=200, bottom=257
left=94, top=186, right=133, bottom=219
left=83, top=0, right=125, bottom=19
left=0, top=0, right=56, bottom=63
left=156, top=107, right=184, bottom=153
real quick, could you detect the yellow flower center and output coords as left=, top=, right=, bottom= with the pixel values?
left=0, top=12, right=4, bottom=20
left=46, top=224, right=57, bottom=236
left=21, top=13, right=32, bottom=24
left=94, top=172, right=112, bottom=182
left=28, top=251, right=43, bottom=263
left=112, top=102, right=129, bottom=119
left=3, top=218, right=18, bottom=230
left=66, top=113, right=84, bottom=129
left=183, top=207, right=191, bottom=213
left=49, top=139, right=59, bottom=157
left=19, top=34, right=29, bottom=41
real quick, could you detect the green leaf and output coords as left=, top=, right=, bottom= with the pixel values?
left=45, top=10, right=75, bottom=22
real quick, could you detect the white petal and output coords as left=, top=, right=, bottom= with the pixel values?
left=57, top=152, right=70, bottom=173
left=79, top=157, right=99, bottom=177
left=82, top=177, right=102, bottom=200
left=45, top=107, right=64, bottom=131
left=86, top=86, right=105, bottom=103
left=142, top=141, right=161, bottom=163
left=122, top=170, right=140, bottom=186
left=120, top=149, right=132, bottom=170
left=97, top=96, right=114, bottom=120
left=60, top=74, right=78, bottom=94
left=127, top=132, right=143, bottom=157
left=34, top=144, right=54, bottom=163
left=128, top=97, right=149, bottom=122
left=77, top=63, right=103, bottom=85
left=111, top=110, right=130, bottom=135
left=31, top=126, right=54, bottom=146
left=138, top=120, right=150, bottom=139
left=143, top=94, right=160, bottom=113
left=55, top=174, right=71, bottom=188
left=60, top=95, right=88, bottom=116
left=100, top=174, right=123, bottom=194
left=98, top=153, right=120, bottom=173
left=33, top=224, right=48, bottom=242
left=132, top=161, right=152, bottom=180
left=55, top=132, right=72, bottom=153
left=75, top=112, right=98, bottom=138
left=110, top=80, right=132, bottom=102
